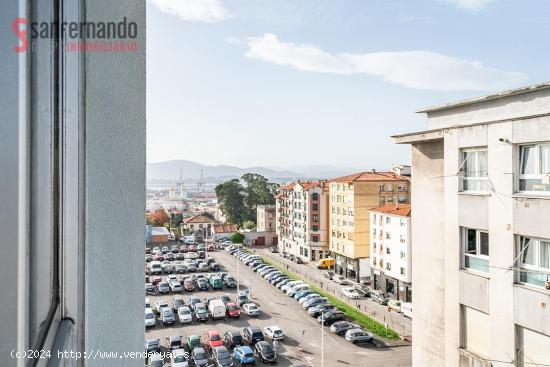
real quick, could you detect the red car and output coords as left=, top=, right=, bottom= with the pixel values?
left=152, top=276, right=162, bottom=285
left=202, top=330, right=223, bottom=350
left=188, top=245, right=197, bottom=252
left=226, top=302, right=241, bottom=318
left=153, top=254, right=164, bottom=261
left=183, top=278, right=195, bottom=291
left=207, top=244, right=215, bottom=252
left=179, top=245, right=188, bottom=253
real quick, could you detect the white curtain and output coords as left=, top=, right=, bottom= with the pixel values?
left=540, top=241, right=550, bottom=269
left=541, top=144, right=550, bottom=174
left=521, top=146, right=536, bottom=175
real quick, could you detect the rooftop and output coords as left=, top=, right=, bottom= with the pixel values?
left=183, top=214, right=219, bottom=224
left=330, top=171, right=410, bottom=183
left=212, top=223, right=239, bottom=233
left=416, top=81, right=550, bottom=113
left=370, top=204, right=411, bottom=217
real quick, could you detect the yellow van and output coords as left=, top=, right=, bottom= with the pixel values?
left=317, top=258, right=335, bottom=269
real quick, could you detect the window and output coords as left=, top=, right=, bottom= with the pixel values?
left=313, top=214, right=318, bottom=222
left=387, top=184, right=393, bottom=192
left=385, top=216, right=391, bottom=224
left=398, top=184, right=407, bottom=192
left=516, top=326, right=550, bottom=367
left=313, top=225, right=318, bottom=232
left=312, top=235, right=319, bottom=243
left=519, top=143, right=550, bottom=193
left=379, top=184, right=385, bottom=192
left=386, top=262, right=392, bottom=271
left=400, top=251, right=406, bottom=260
left=398, top=195, right=407, bottom=203
left=312, top=192, right=318, bottom=200
left=400, top=267, right=405, bottom=276
left=462, top=306, right=490, bottom=357
left=516, top=236, right=550, bottom=288
left=386, top=232, right=391, bottom=240
left=386, top=247, right=391, bottom=255
left=462, top=228, right=489, bottom=273
left=312, top=203, right=319, bottom=211
left=460, top=148, right=488, bottom=192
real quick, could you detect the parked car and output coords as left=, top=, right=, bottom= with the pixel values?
left=183, top=278, right=195, bottom=292
left=268, top=247, right=278, bottom=253
left=166, top=335, right=183, bottom=350
left=193, top=303, right=209, bottom=322
left=209, top=275, right=224, bottom=290
left=342, top=287, right=361, bottom=299
left=189, top=296, right=201, bottom=308
left=370, top=290, right=390, bottom=305
left=171, top=348, right=189, bottom=367
left=169, top=280, right=182, bottom=293
left=196, top=278, right=209, bottom=291
left=388, top=299, right=402, bottom=313
left=226, top=302, right=241, bottom=318
left=160, top=307, right=175, bottom=326
left=236, top=294, right=249, bottom=307
left=153, top=300, right=169, bottom=315
left=303, top=297, right=329, bottom=309
left=298, top=293, right=320, bottom=304
left=145, top=308, right=156, bottom=328
left=333, top=276, right=349, bottom=285
left=202, top=330, right=224, bottom=350
left=242, top=326, right=264, bottom=345
left=177, top=306, right=193, bottom=324
left=172, top=297, right=185, bottom=311
left=330, top=321, right=361, bottom=336
left=294, top=289, right=314, bottom=300
left=212, top=346, right=233, bottom=367
left=354, top=284, right=371, bottom=297
left=318, top=310, right=346, bottom=325
left=158, top=282, right=170, bottom=294
left=223, top=330, right=243, bottom=349
left=209, top=299, right=226, bottom=320
left=401, top=302, right=413, bottom=318
left=345, top=328, right=374, bottom=344
left=145, top=338, right=161, bottom=354
left=242, top=303, right=260, bottom=317
left=308, top=304, right=336, bottom=318
left=224, top=276, right=237, bottom=288
left=219, top=295, right=232, bottom=305
left=233, top=346, right=256, bottom=366
left=174, top=263, right=186, bottom=273
left=187, top=335, right=201, bottom=350
left=287, top=284, right=310, bottom=297
left=263, top=326, right=284, bottom=341
left=210, top=262, right=220, bottom=271
left=253, top=341, right=276, bottom=363
left=191, top=346, right=208, bottom=367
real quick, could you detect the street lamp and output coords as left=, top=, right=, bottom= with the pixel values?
left=321, top=312, right=325, bottom=367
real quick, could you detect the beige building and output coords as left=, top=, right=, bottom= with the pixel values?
left=182, top=214, right=219, bottom=238
left=393, top=83, right=550, bottom=367
left=256, top=205, right=276, bottom=232
left=275, top=181, right=329, bottom=262
left=329, top=171, right=410, bottom=282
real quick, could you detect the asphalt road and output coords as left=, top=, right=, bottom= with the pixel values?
left=144, top=245, right=411, bottom=367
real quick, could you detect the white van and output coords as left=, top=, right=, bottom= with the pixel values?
left=208, top=299, right=226, bottom=320
left=402, top=302, right=413, bottom=318
left=149, top=261, right=162, bottom=275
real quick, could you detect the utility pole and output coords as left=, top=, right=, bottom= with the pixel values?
left=321, top=313, right=325, bottom=367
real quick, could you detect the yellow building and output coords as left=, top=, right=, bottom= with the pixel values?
left=329, top=171, right=410, bottom=281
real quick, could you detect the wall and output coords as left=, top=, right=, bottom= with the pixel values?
left=410, top=139, right=446, bottom=367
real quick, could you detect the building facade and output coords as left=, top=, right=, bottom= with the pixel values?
left=393, top=83, right=550, bottom=367
left=369, top=205, right=412, bottom=302
left=329, top=172, right=411, bottom=282
left=275, top=181, right=329, bottom=262
left=183, top=214, right=219, bottom=239
left=256, top=205, right=276, bottom=232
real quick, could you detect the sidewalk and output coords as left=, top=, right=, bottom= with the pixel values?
left=255, top=248, right=412, bottom=338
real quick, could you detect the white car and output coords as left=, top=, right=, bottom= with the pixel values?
left=171, top=348, right=189, bottom=367
left=169, top=280, right=182, bottom=293
left=342, top=287, right=361, bottom=299
left=166, top=274, right=178, bottom=282
left=242, top=303, right=260, bottom=317
left=263, top=326, right=284, bottom=340
left=153, top=300, right=169, bottom=314
left=177, top=306, right=193, bottom=324
left=281, top=281, right=303, bottom=293
left=145, top=308, right=156, bottom=328
left=333, top=276, right=349, bottom=285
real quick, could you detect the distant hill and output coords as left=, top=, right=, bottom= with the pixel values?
left=147, top=160, right=302, bottom=181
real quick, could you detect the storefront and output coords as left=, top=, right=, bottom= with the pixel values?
left=335, top=254, right=360, bottom=282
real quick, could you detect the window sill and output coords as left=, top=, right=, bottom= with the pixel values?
left=460, top=268, right=490, bottom=279
left=512, top=193, right=550, bottom=200
left=513, top=283, right=550, bottom=296
left=458, top=191, right=491, bottom=197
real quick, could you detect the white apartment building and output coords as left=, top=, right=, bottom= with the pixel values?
left=369, top=205, right=412, bottom=302
left=257, top=205, right=276, bottom=232
left=276, top=181, right=329, bottom=262
left=393, top=83, right=550, bottom=367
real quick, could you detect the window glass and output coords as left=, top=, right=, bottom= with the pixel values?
left=466, top=229, right=477, bottom=254
left=521, top=237, right=536, bottom=266
left=540, top=241, right=550, bottom=269
left=480, top=232, right=489, bottom=256
left=520, top=146, right=536, bottom=175
left=541, top=144, right=550, bottom=174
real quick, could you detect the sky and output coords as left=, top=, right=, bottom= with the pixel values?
left=146, top=0, right=550, bottom=170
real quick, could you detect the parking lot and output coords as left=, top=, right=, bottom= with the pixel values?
left=145, top=242, right=411, bottom=366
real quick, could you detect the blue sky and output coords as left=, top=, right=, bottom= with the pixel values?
left=147, top=0, right=550, bottom=170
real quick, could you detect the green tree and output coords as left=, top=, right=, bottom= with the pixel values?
left=230, top=232, right=245, bottom=244
left=241, top=173, right=279, bottom=222
left=215, top=179, right=246, bottom=224
left=242, top=220, right=256, bottom=230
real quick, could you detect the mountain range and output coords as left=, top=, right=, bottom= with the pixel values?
left=146, top=160, right=360, bottom=181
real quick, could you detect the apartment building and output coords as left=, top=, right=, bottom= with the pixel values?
left=369, top=205, right=412, bottom=302
left=275, top=181, right=329, bottom=262
left=329, top=172, right=411, bottom=282
left=393, top=82, right=550, bottom=367
left=257, top=205, right=276, bottom=232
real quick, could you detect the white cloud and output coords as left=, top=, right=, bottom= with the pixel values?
left=443, top=0, right=494, bottom=11
left=149, top=0, right=231, bottom=23
left=225, top=37, right=241, bottom=45
left=245, top=33, right=527, bottom=91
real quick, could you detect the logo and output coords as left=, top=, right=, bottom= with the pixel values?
left=12, top=17, right=139, bottom=53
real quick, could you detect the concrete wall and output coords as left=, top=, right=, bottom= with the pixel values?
left=410, top=140, right=446, bottom=367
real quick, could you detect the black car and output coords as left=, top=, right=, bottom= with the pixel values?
left=318, top=310, right=346, bottom=325
left=209, top=262, right=220, bottom=271
left=224, top=276, right=237, bottom=288
left=268, top=247, right=278, bottom=253
left=294, top=257, right=304, bottom=264
left=308, top=304, right=336, bottom=318
left=330, top=321, right=361, bottom=336
left=223, top=330, right=243, bottom=349
left=242, top=326, right=264, bottom=345
left=254, top=341, right=276, bottom=363
left=219, top=295, right=231, bottom=305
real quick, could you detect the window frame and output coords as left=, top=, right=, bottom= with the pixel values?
left=459, top=147, right=489, bottom=193
left=518, top=143, right=550, bottom=194
left=516, top=235, right=550, bottom=289
left=461, top=227, right=490, bottom=274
